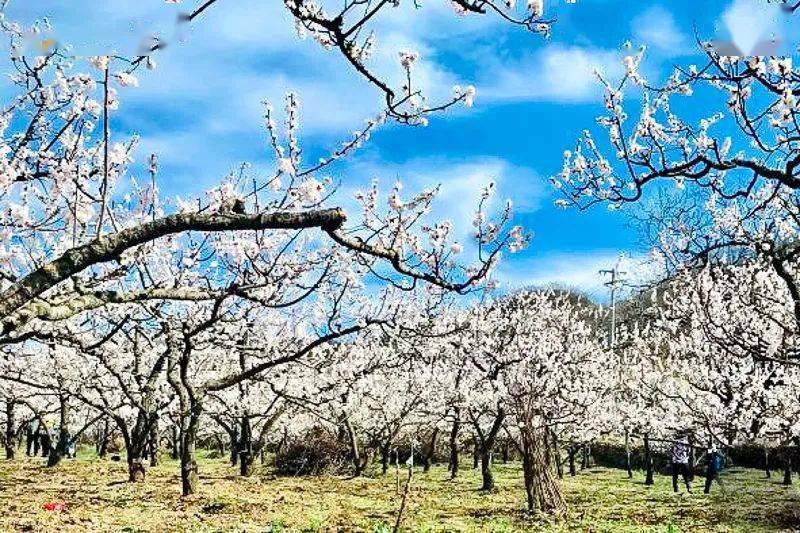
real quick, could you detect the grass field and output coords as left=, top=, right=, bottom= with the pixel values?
left=0, top=450, right=798, bottom=532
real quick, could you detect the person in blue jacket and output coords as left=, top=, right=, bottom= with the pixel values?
left=704, top=444, right=725, bottom=494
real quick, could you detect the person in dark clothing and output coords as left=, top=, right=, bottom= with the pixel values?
left=25, top=419, right=40, bottom=456
left=671, top=432, right=692, bottom=493
left=40, top=423, right=51, bottom=457
left=704, top=445, right=724, bottom=494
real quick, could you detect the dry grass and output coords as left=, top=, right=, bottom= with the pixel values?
left=0, top=449, right=798, bottom=532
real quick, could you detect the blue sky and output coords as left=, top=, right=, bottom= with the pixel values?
left=6, top=0, right=796, bottom=299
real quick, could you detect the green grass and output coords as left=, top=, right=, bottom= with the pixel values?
left=0, top=450, right=797, bottom=531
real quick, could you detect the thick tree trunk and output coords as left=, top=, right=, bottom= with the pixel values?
left=643, top=434, right=654, bottom=486
left=543, top=430, right=552, bottom=469
left=239, top=451, right=253, bottom=476
left=343, top=418, right=364, bottom=476
left=180, top=408, right=201, bottom=496
left=117, top=421, right=145, bottom=482
left=122, top=411, right=152, bottom=482
left=448, top=414, right=460, bottom=479
left=149, top=417, right=160, bottom=467
left=4, top=401, right=15, bottom=460
left=480, top=449, right=494, bottom=491
left=239, top=417, right=254, bottom=477
left=624, top=428, right=633, bottom=479
left=520, top=425, right=566, bottom=516
left=128, top=456, right=147, bottom=482
left=47, top=395, right=71, bottom=467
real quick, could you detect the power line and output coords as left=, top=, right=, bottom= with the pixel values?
left=599, top=257, right=626, bottom=348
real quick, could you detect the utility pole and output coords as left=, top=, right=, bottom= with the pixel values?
left=599, top=258, right=626, bottom=348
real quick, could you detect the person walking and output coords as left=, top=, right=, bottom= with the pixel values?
left=40, top=419, right=52, bottom=458
left=671, top=432, right=692, bottom=493
left=25, top=418, right=40, bottom=456
left=704, top=444, right=725, bottom=494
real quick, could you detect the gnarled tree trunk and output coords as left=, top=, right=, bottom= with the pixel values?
left=520, top=424, right=566, bottom=516
left=47, top=394, right=71, bottom=467
left=238, top=416, right=254, bottom=477
left=343, top=416, right=366, bottom=476
left=550, top=429, right=563, bottom=479
left=180, top=406, right=201, bottom=496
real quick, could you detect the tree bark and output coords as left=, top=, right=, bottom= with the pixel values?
left=149, top=417, right=160, bottom=467
left=520, top=425, right=566, bottom=516
left=239, top=416, right=254, bottom=477
left=476, top=409, right=505, bottom=491
left=128, top=456, right=147, bottom=482
left=0, top=208, right=347, bottom=328
left=343, top=417, right=365, bottom=476
left=47, top=394, right=71, bottom=467
left=551, top=429, right=563, bottom=479
left=543, top=430, right=552, bottom=469
left=229, top=427, right=239, bottom=466
left=180, top=408, right=201, bottom=496
left=480, top=449, right=494, bottom=491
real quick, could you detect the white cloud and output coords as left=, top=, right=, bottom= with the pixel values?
left=721, top=0, right=780, bottom=55
left=482, top=45, right=624, bottom=103
left=632, top=5, right=689, bottom=55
